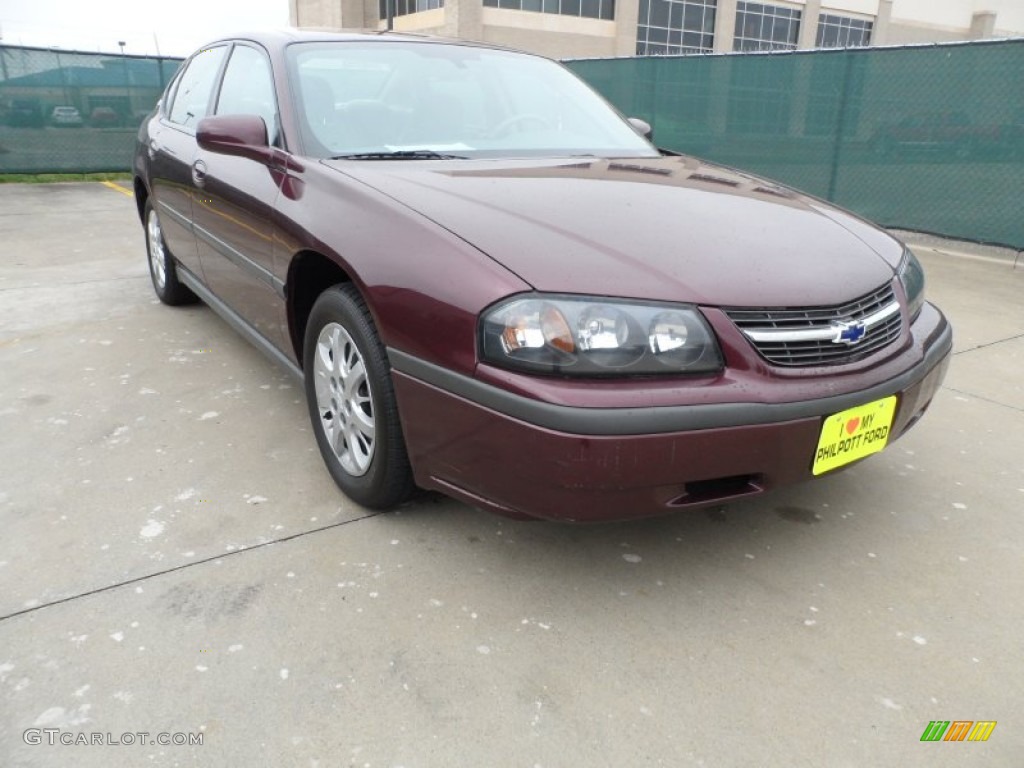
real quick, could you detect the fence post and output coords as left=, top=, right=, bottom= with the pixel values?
left=826, top=50, right=854, bottom=203
left=650, top=57, right=659, bottom=138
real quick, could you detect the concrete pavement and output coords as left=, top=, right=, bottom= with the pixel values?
left=1, top=183, right=1022, bottom=766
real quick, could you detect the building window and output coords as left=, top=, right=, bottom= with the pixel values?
left=636, top=0, right=717, bottom=56
left=733, top=2, right=800, bottom=52
left=816, top=13, right=872, bottom=48
left=482, top=0, right=615, bottom=21
left=378, top=0, right=443, bottom=20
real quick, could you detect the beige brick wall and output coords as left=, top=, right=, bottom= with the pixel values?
left=480, top=25, right=616, bottom=58
left=290, top=0, right=1024, bottom=59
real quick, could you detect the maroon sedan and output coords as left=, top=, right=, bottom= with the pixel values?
left=133, top=31, right=951, bottom=522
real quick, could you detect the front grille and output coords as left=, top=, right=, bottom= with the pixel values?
left=725, top=282, right=903, bottom=367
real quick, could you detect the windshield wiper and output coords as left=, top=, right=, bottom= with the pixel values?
left=330, top=150, right=467, bottom=160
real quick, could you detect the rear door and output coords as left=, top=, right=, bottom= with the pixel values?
left=147, top=45, right=229, bottom=279
left=191, top=42, right=290, bottom=352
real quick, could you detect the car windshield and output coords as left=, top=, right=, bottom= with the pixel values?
left=287, top=40, right=656, bottom=159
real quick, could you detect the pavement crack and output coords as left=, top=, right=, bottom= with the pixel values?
left=0, top=207, right=128, bottom=218
left=953, top=332, right=1024, bottom=356
left=0, top=275, right=147, bottom=292
left=943, top=385, right=1024, bottom=414
left=0, top=510, right=386, bottom=623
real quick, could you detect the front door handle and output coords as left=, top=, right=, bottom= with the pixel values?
left=192, top=159, right=207, bottom=187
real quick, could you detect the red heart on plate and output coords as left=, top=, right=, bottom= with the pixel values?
left=845, top=417, right=861, bottom=435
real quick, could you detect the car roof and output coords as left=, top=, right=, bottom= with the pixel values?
left=198, top=28, right=533, bottom=57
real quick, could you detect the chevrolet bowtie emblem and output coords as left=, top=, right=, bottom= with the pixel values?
left=832, top=320, right=867, bottom=345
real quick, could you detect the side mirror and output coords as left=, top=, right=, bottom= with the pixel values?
left=197, top=114, right=272, bottom=163
left=628, top=117, right=653, bottom=139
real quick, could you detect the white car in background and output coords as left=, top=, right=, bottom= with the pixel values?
left=50, top=106, right=84, bottom=127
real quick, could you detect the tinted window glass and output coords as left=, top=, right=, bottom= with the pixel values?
left=733, top=1, right=801, bottom=52
left=636, top=0, right=717, bottom=56
left=168, top=46, right=227, bottom=128
left=216, top=45, right=279, bottom=144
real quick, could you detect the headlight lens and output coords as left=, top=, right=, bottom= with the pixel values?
left=898, top=248, right=926, bottom=321
left=480, top=294, right=722, bottom=376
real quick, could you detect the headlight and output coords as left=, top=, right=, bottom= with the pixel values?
left=480, top=294, right=722, bottom=376
left=898, top=248, right=926, bottom=321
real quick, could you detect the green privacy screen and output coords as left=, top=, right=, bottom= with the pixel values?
left=3, top=42, right=1021, bottom=248
left=567, top=39, right=1024, bottom=250
left=0, top=46, right=182, bottom=174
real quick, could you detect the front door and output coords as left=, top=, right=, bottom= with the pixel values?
left=191, top=43, right=290, bottom=353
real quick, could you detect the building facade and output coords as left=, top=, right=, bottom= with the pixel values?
left=290, top=0, right=1024, bottom=58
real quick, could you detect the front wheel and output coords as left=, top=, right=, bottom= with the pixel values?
left=303, top=284, right=413, bottom=509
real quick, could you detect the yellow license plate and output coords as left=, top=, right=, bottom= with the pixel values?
left=812, top=396, right=898, bottom=476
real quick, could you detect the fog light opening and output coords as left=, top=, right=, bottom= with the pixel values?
left=669, top=475, right=764, bottom=507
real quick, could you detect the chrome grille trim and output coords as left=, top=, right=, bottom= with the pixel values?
left=726, top=283, right=903, bottom=367
left=744, top=301, right=900, bottom=343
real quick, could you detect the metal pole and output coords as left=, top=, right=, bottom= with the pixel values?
left=826, top=50, right=855, bottom=203
left=119, top=41, right=130, bottom=126
left=386, top=0, right=395, bottom=31
left=54, top=50, right=69, bottom=106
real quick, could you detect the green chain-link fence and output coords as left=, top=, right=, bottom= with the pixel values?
left=0, top=46, right=182, bottom=174
left=3, top=41, right=1022, bottom=248
left=568, top=39, right=1024, bottom=250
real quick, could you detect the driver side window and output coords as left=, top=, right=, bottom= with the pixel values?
left=216, top=45, right=280, bottom=146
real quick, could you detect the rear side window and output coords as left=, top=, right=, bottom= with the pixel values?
left=168, top=46, right=228, bottom=129
left=215, top=45, right=280, bottom=145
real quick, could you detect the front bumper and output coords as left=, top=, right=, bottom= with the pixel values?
left=390, top=304, right=952, bottom=522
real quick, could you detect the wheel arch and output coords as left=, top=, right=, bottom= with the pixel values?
left=286, top=250, right=356, bottom=369
left=133, top=177, right=149, bottom=223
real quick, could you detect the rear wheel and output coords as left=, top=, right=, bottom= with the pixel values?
left=303, top=284, right=413, bottom=509
left=144, top=200, right=196, bottom=306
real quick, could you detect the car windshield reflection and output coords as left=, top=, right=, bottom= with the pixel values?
left=288, top=41, right=657, bottom=159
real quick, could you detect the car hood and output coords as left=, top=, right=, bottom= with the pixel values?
left=325, top=154, right=901, bottom=307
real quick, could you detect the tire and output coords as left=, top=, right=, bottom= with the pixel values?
left=303, top=284, right=413, bottom=509
left=144, top=199, right=196, bottom=306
